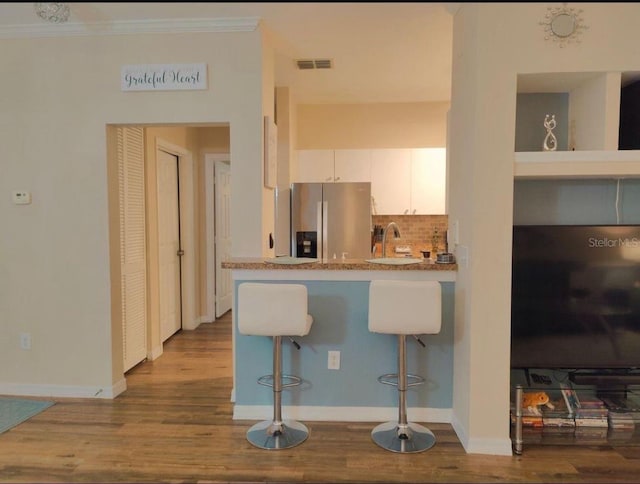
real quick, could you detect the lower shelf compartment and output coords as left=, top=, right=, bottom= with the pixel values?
left=512, top=425, right=640, bottom=447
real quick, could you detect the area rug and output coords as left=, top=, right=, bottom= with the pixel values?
left=0, top=397, right=55, bottom=434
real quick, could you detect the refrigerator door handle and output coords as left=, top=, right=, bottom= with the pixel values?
left=321, top=201, right=329, bottom=262
left=316, top=201, right=323, bottom=261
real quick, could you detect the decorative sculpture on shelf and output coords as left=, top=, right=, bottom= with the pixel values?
left=543, top=114, right=558, bottom=152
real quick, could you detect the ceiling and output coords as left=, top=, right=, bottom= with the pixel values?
left=0, top=2, right=454, bottom=105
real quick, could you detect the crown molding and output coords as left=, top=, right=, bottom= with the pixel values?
left=0, top=17, right=260, bottom=39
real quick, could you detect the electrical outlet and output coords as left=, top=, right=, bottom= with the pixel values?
left=12, top=191, right=32, bottom=205
left=328, top=350, right=340, bottom=370
left=20, top=333, right=31, bottom=350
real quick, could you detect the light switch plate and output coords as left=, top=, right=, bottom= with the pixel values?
left=12, top=191, right=32, bottom=205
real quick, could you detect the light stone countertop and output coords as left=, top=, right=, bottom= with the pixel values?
left=222, top=257, right=457, bottom=272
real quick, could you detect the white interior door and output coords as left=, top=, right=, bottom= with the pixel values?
left=215, top=160, right=232, bottom=317
left=157, top=149, right=182, bottom=341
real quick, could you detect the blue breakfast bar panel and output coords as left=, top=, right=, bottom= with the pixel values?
left=233, top=279, right=454, bottom=410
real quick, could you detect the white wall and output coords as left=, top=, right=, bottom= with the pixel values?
left=0, top=29, right=266, bottom=397
left=449, top=3, right=640, bottom=454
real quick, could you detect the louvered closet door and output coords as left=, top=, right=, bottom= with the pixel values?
left=118, top=127, right=148, bottom=371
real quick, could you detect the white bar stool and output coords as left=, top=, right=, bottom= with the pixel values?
left=368, top=280, right=442, bottom=453
left=237, top=282, right=314, bottom=450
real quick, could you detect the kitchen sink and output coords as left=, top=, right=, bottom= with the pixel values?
left=365, top=257, right=423, bottom=265
left=264, top=257, right=318, bottom=265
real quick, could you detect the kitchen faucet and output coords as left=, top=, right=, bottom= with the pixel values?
left=381, top=222, right=401, bottom=257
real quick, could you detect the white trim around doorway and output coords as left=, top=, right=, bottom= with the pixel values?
left=204, top=153, right=230, bottom=322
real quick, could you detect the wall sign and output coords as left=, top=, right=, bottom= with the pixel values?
left=121, top=63, right=207, bottom=91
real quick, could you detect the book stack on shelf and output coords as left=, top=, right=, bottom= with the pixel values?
left=574, top=395, right=609, bottom=428
left=602, top=394, right=640, bottom=425
left=603, top=395, right=640, bottom=438
left=609, top=410, right=636, bottom=433
left=570, top=393, right=609, bottom=443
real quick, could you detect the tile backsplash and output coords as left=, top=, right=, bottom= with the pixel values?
left=372, top=214, right=449, bottom=258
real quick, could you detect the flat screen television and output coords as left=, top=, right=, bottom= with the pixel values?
left=511, top=225, right=640, bottom=377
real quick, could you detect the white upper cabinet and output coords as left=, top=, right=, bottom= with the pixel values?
left=295, top=149, right=372, bottom=183
left=370, top=149, right=411, bottom=215
left=295, top=150, right=334, bottom=182
left=411, top=148, right=446, bottom=215
left=334, top=149, right=372, bottom=182
left=295, top=148, right=447, bottom=215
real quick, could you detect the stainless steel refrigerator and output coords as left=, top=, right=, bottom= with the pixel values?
left=291, top=182, right=372, bottom=261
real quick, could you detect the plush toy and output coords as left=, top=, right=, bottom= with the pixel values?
left=522, top=391, right=555, bottom=416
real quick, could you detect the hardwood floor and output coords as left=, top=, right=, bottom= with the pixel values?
left=2, top=313, right=640, bottom=483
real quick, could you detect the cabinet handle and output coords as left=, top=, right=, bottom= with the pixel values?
left=404, top=209, right=409, bottom=215
left=325, top=177, right=332, bottom=181
left=412, top=209, right=416, bottom=215
left=335, top=176, right=341, bottom=181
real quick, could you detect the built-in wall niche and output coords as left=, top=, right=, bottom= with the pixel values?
left=516, top=71, right=621, bottom=152
left=514, top=71, right=640, bottom=178
left=515, top=93, right=569, bottom=152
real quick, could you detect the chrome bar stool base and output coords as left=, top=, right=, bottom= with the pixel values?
left=247, top=419, right=309, bottom=450
left=371, top=421, right=436, bottom=453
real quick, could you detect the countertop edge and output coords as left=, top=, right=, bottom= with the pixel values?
left=221, top=258, right=457, bottom=272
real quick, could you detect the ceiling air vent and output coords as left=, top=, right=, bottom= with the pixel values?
left=314, top=59, right=332, bottom=69
left=296, top=59, right=333, bottom=70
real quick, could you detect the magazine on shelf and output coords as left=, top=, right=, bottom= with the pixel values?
left=559, top=384, right=580, bottom=415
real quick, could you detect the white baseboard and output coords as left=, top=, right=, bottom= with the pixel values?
left=0, top=378, right=127, bottom=399
left=233, top=405, right=452, bottom=423
left=148, top=345, right=163, bottom=361
left=183, top=319, right=201, bottom=331
left=464, top=436, right=513, bottom=456
left=451, top=413, right=513, bottom=456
